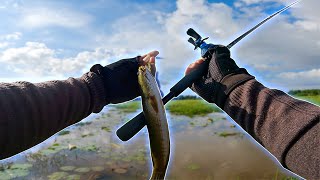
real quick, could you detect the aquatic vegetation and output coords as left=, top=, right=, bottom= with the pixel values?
left=81, top=145, right=99, bottom=152
left=0, top=106, right=300, bottom=179
left=81, top=132, right=94, bottom=138
left=48, top=171, right=69, bottom=180
left=60, top=166, right=76, bottom=171
left=74, top=167, right=91, bottom=173
left=186, top=163, right=200, bottom=170
left=75, top=121, right=92, bottom=127
left=39, top=143, right=66, bottom=155
left=101, top=126, right=111, bottom=132
left=113, top=168, right=127, bottom=174
left=187, top=117, right=225, bottom=127
left=0, top=163, right=33, bottom=180
left=217, top=132, right=241, bottom=137
left=66, top=174, right=80, bottom=180
left=92, top=166, right=104, bottom=172
left=10, top=163, right=32, bottom=169
left=58, top=130, right=70, bottom=136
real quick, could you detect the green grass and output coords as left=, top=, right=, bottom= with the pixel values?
left=113, top=95, right=319, bottom=117
left=114, top=101, right=141, bottom=112
left=166, top=99, right=221, bottom=117
left=114, top=99, right=221, bottom=117
left=293, top=95, right=320, bottom=106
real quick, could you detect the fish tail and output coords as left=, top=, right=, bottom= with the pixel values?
left=150, top=170, right=165, bottom=180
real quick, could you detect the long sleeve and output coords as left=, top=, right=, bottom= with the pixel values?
left=0, top=72, right=107, bottom=159
left=224, top=79, right=319, bottom=179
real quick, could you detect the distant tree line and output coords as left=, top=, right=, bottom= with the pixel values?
left=288, top=89, right=320, bottom=96
left=175, top=95, right=200, bottom=100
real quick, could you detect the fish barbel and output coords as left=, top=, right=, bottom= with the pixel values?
left=138, top=63, right=170, bottom=180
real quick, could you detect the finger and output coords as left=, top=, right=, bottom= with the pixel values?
left=139, top=50, right=159, bottom=63
left=185, top=58, right=205, bottom=75
left=185, top=63, right=196, bottom=75
left=142, top=54, right=151, bottom=64
left=149, top=56, right=156, bottom=75
left=143, top=51, right=159, bottom=63
left=149, top=56, right=155, bottom=64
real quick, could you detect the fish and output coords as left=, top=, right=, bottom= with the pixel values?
left=138, top=63, right=170, bottom=180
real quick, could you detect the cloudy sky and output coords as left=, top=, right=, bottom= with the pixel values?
left=0, top=0, right=318, bottom=95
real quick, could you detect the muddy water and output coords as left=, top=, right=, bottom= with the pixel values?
left=0, top=108, right=301, bottom=180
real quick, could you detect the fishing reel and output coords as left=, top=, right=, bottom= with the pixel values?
left=187, top=28, right=216, bottom=60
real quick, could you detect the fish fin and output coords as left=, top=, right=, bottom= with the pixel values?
left=150, top=171, right=165, bottom=180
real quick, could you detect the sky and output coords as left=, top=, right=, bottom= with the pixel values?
left=0, top=0, right=318, bottom=95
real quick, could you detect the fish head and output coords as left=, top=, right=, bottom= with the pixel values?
left=138, top=65, right=156, bottom=95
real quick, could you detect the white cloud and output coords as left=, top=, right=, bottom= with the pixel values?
left=95, top=0, right=319, bottom=91
left=274, top=69, right=320, bottom=89
left=279, top=69, right=320, bottom=79
left=0, top=42, right=131, bottom=78
left=20, top=8, right=92, bottom=29
left=0, top=32, right=22, bottom=49
left=0, top=0, right=318, bottom=91
left=0, top=0, right=21, bottom=9
left=0, top=42, right=9, bottom=48
left=0, top=32, right=22, bottom=41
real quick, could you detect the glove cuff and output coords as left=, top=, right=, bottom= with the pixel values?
left=214, top=68, right=255, bottom=108
left=81, top=71, right=107, bottom=113
left=90, top=64, right=111, bottom=104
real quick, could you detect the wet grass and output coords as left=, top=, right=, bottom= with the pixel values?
left=294, top=95, right=320, bottom=105
left=114, top=99, right=221, bottom=117
left=166, top=99, right=221, bottom=117
left=114, top=101, right=141, bottom=112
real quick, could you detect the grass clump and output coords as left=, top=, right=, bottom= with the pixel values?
left=166, top=99, right=221, bottom=117
left=114, top=101, right=141, bottom=112
left=288, top=89, right=320, bottom=96
left=58, top=130, right=70, bottom=136
left=294, top=95, right=320, bottom=106
left=288, top=89, right=320, bottom=105
left=217, top=132, right=240, bottom=137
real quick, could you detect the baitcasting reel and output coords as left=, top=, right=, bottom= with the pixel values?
left=187, top=28, right=216, bottom=60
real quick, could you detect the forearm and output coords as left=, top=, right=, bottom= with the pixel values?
left=223, top=79, right=319, bottom=179
left=0, top=72, right=106, bottom=159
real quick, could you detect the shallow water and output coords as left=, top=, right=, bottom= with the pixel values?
left=0, top=108, right=302, bottom=180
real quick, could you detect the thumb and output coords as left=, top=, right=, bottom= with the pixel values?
left=185, top=58, right=205, bottom=75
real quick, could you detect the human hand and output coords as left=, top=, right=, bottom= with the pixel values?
left=90, top=51, right=159, bottom=104
left=185, top=45, right=254, bottom=108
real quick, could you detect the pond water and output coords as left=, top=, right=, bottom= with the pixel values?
left=0, top=108, right=302, bottom=180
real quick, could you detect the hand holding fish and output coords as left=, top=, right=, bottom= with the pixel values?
left=90, top=50, right=159, bottom=104
left=185, top=45, right=254, bottom=108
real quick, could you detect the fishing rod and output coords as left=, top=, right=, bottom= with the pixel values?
left=116, top=0, right=301, bottom=141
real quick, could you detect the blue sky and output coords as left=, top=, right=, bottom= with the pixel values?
left=0, top=0, right=318, bottom=94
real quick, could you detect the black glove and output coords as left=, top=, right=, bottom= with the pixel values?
left=190, top=45, right=254, bottom=108
left=90, top=57, right=141, bottom=104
